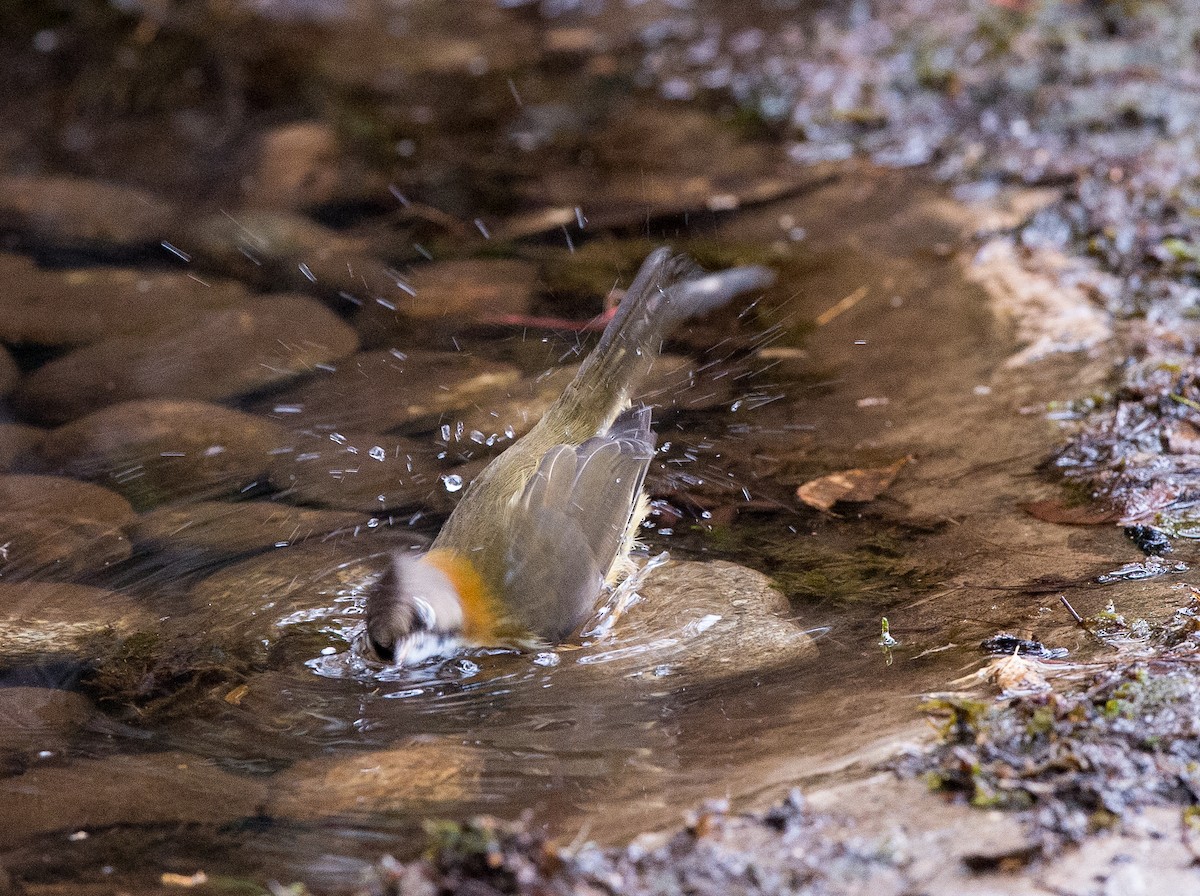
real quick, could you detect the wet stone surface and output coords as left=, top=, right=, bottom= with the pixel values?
left=248, top=349, right=523, bottom=433
left=0, top=514, right=131, bottom=582
left=0, top=582, right=155, bottom=663
left=577, top=560, right=816, bottom=684
left=183, top=539, right=420, bottom=663
left=38, top=399, right=287, bottom=510
left=0, top=475, right=135, bottom=526
left=0, top=686, right=93, bottom=757
left=0, top=424, right=42, bottom=473
left=0, top=344, right=16, bottom=398
left=13, top=293, right=360, bottom=424
left=128, top=500, right=383, bottom=563
left=357, top=257, right=539, bottom=331
left=270, top=739, right=486, bottom=818
left=0, top=750, right=269, bottom=850
left=0, top=175, right=178, bottom=253
left=267, top=428, right=461, bottom=514
left=176, top=208, right=405, bottom=302
left=0, top=254, right=253, bottom=347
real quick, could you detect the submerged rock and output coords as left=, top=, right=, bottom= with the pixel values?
left=244, top=121, right=345, bottom=211
left=177, top=208, right=406, bottom=303
left=0, top=687, right=94, bottom=756
left=0, top=514, right=131, bottom=581
left=0, top=474, right=135, bottom=526
left=444, top=364, right=578, bottom=454
left=575, top=560, right=816, bottom=684
left=14, top=294, right=360, bottom=424
left=0, top=424, right=44, bottom=473
left=0, top=582, right=155, bottom=663
left=0, top=750, right=269, bottom=849
left=269, top=739, right=484, bottom=817
left=354, top=258, right=539, bottom=342
left=39, top=400, right=287, bottom=510
left=268, top=429, right=455, bottom=513
left=0, top=254, right=252, bottom=347
left=246, top=349, right=522, bottom=432
left=0, top=344, right=16, bottom=397
left=0, top=175, right=177, bottom=252
left=185, top=539, right=421, bottom=662
left=442, top=353, right=739, bottom=459
left=129, top=500, right=380, bottom=562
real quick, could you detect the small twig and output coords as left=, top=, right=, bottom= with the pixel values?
left=815, top=286, right=868, bottom=326
left=1059, top=594, right=1084, bottom=625
left=1060, top=594, right=1108, bottom=645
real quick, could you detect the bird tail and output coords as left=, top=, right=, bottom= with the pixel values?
left=543, top=248, right=776, bottom=442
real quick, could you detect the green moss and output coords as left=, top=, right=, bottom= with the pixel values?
left=1026, top=705, right=1056, bottom=738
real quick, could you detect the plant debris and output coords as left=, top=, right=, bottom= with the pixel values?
left=904, top=593, right=1200, bottom=847
left=366, top=796, right=910, bottom=896
left=796, top=457, right=910, bottom=513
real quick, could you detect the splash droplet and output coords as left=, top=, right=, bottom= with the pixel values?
left=443, top=474, right=464, bottom=492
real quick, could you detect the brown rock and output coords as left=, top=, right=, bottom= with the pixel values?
left=38, top=400, right=287, bottom=510
left=0, top=687, right=93, bottom=755
left=354, top=258, right=539, bottom=342
left=246, top=349, right=522, bottom=432
left=268, top=429, right=455, bottom=513
left=129, top=499, right=380, bottom=561
left=441, top=352, right=736, bottom=459
left=0, top=750, right=269, bottom=849
left=270, top=740, right=483, bottom=818
left=0, top=253, right=252, bottom=347
left=0, top=175, right=177, bottom=251
left=185, top=539, right=419, bottom=661
left=246, top=121, right=343, bottom=210
left=444, top=364, right=577, bottom=455
left=0, top=581, right=155, bottom=662
left=579, top=561, right=816, bottom=683
left=0, top=424, right=43, bottom=472
left=178, top=208, right=408, bottom=305
left=15, top=295, right=360, bottom=424
left=0, top=475, right=135, bottom=526
left=0, top=344, right=16, bottom=397
left=0, top=514, right=131, bottom=581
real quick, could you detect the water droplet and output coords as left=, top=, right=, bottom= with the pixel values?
left=443, top=474, right=464, bottom=493
left=368, top=446, right=386, bottom=462
left=533, top=652, right=560, bottom=667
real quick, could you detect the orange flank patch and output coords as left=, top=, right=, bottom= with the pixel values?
left=422, top=549, right=505, bottom=641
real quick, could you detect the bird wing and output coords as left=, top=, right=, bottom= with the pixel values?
left=501, top=406, right=656, bottom=640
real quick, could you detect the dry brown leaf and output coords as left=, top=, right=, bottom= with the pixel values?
left=796, top=457, right=910, bottom=512
left=986, top=653, right=1051, bottom=695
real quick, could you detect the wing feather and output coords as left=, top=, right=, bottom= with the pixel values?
left=501, top=407, right=656, bottom=640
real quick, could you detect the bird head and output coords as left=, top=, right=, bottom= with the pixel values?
left=362, top=553, right=467, bottom=665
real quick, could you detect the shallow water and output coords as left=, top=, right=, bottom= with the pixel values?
left=0, top=1, right=1188, bottom=891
